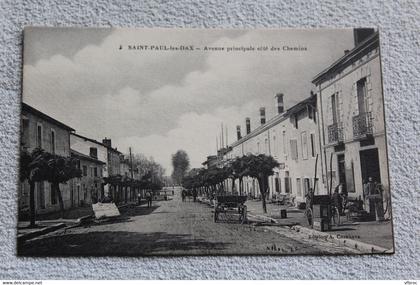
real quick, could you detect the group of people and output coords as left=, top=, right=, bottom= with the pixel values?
left=138, top=192, right=153, bottom=208
left=305, top=176, right=385, bottom=221
left=181, top=188, right=197, bottom=202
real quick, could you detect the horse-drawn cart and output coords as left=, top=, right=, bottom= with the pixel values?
left=214, top=195, right=247, bottom=224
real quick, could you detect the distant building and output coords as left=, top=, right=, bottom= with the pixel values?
left=70, top=149, right=105, bottom=205
left=70, top=133, right=121, bottom=199
left=225, top=94, right=325, bottom=204
left=102, top=138, right=121, bottom=177
left=20, top=103, right=75, bottom=215
left=313, top=30, right=390, bottom=203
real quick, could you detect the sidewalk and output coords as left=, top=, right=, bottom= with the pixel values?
left=245, top=199, right=394, bottom=251
left=17, top=202, right=143, bottom=242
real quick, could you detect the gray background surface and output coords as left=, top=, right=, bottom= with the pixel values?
left=0, top=0, right=418, bottom=279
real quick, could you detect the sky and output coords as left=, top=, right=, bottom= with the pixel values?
left=22, top=27, right=354, bottom=175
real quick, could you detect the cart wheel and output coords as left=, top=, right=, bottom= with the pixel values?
left=306, top=208, right=313, bottom=228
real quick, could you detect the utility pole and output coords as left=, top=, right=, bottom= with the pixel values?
left=221, top=123, right=224, bottom=149
left=129, top=147, right=134, bottom=179
left=225, top=124, right=228, bottom=147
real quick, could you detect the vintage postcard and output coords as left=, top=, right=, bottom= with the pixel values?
left=18, top=27, right=394, bottom=256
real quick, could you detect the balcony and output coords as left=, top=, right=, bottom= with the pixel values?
left=353, top=112, right=373, bottom=139
left=328, top=122, right=344, bottom=144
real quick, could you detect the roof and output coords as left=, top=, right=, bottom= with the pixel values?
left=71, top=133, right=122, bottom=154
left=70, top=149, right=106, bottom=164
left=312, top=31, right=379, bottom=85
left=284, top=95, right=316, bottom=117
left=230, top=95, right=316, bottom=148
left=22, top=102, right=75, bottom=131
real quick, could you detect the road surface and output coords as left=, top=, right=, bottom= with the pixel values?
left=18, top=194, right=357, bottom=256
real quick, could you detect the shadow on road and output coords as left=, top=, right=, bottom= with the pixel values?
left=120, top=205, right=160, bottom=217
left=18, top=230, right=229, bottom=256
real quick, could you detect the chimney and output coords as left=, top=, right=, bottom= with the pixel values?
left=353, top=28, right=375, bottom=46
left=260, top=107, right=266, bottom=125
left=245, top=117, right=251, bottom=134
left=344, top=49, right=350, bottom=55
left=275, top=93, right=284, bottom=114
left=102, top=137, right=112, bottom=148
left=236, top=125, right=242, bottom=140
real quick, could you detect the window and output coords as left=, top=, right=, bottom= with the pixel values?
left=282, top=131, right=287, bottom=156
left=285, top=171, right=291, bottom=193
left=310, top=133, right=316, bottom=157
left=36, top=124, right=43, bottom=148
left=273, top=135, right=277, bottom=157
left=257, top=142, right=260, bottom=154
left=264, top=138, right=268, bottom=154
left=275, top=177, right=281, bottom=193
left=294, top=115, right=299, bottom=129
left=290, top=139, right=298, bottom=160
left=90, top=147, right=98, bottom=159
left=303, top=178, right=310, bottom=196
left=50, top=182, right=57, bottom=204
left=50, top=129, right=56, bottom=154
left=296, top=178, right=302, bottom=196
left=307, top=105, right=316, bottom=122
left=82, top=165, right=87, bottom=176
left=357, top=77, right=367, bottom=114
left=94, top=167, right=98, bottom=177
left=21, top=118, right=29, bottom=147
left=331, top=93, right=339, bottom=124
left=301, top=132, right=308, bottom=160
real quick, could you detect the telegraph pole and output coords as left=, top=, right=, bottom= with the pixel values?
left=129, top=147, right=134, bottom=179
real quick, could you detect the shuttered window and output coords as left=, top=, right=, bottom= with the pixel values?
left=290, top=139, right=298, bottom=160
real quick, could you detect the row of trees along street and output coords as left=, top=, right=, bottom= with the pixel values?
left=20, top=148, right=167, bottom=228
left=182, top=154, right=279, bottom=213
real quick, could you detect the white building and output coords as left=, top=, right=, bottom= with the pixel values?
left=70, top=133, right=109, bottom=198
left=313, top=30, right=390, bottom=208
left=226, top=94, right=325, bottom=205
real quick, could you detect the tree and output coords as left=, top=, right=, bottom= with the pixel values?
left=20, top=148, right=50, bottom=227
left=171, top=150, right=190, bottom=185
left=243, top=154, right=279, bottom=213
left=44, top=154, right=82, bottom=218
left=19, top=148, right=82, bottom=224
left=131, top=153, right=165, bottom=187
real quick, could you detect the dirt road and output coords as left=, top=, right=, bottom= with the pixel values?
left=18, top=194, right=357, bottom=256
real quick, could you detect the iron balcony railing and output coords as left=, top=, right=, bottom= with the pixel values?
left=353, top=112, right=373, bottom=138
left=327, top=122, right=344, bottom=144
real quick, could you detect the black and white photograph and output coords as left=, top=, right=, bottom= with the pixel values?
left=17, top=27, right=394, bottom=256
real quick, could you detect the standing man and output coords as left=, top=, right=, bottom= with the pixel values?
left=145, top=191, right=152, bottom=208
left=192, top=188, right=197, bottom=202
left=363, top=177, right=377, bottom=220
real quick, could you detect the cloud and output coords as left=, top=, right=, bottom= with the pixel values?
left=115, top=101, right=262, bottom=173
left=22, top=28, right=355, bottom=174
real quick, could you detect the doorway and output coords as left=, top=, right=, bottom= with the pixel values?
left=360, top=148, right=381, bottom=183
left=337, top=154, right=347, bottom=192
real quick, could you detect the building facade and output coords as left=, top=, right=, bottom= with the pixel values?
left=70, top=149, right=105, bottom=205
left=20, top=103, right=75, bottom=215
left=313, top=31, right=390, bottom=208
left=70, top=133, right=109, bottom=199
left=225, top=95, right=325, bottom=204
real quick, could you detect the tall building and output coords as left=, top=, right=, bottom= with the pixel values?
left=313, top=30, right=390, bottom=210
left=20, top=103, right=75, bottom=215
